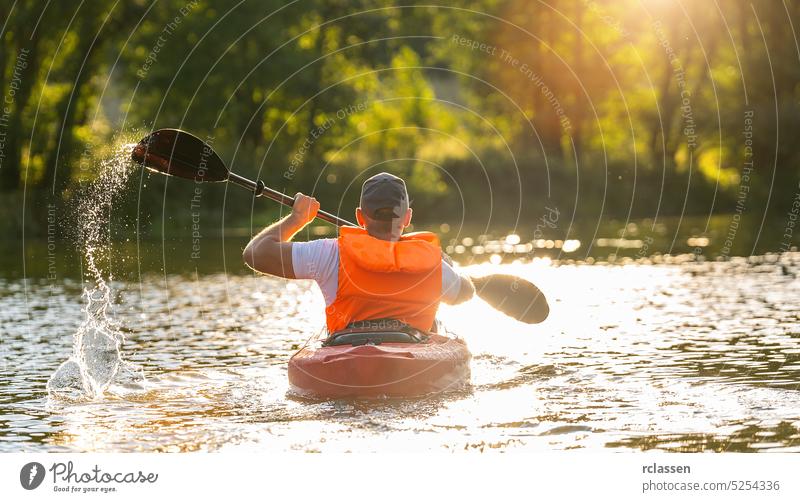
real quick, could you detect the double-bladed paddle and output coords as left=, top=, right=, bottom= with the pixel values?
left=130, top=128, right=549, bottom=324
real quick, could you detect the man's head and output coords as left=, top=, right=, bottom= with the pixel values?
left=355, top=172, right=412, bottom=241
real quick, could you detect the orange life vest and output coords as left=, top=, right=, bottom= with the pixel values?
left=325, top=226, right=442, bottom=333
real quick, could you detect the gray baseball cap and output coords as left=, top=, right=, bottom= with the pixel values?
left=359, top=172, right=409, bottom=221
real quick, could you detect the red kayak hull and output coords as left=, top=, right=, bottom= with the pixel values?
left=288, top=333, right=471, bottom=399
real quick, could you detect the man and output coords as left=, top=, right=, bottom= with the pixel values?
left=243, top=172, right=474, bottom=333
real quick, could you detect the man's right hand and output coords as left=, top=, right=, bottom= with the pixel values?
left=243, top=192, right=319, bottom=279
left=291, top=192, right=320, bottom=225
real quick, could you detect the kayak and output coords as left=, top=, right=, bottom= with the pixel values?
left=288, top=321, right=471, bottom=399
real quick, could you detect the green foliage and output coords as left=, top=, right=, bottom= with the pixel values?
left=1, top=0, right=799, bottom=248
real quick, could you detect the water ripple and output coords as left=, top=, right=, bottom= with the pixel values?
left=1, top=254, right=799, bottom=452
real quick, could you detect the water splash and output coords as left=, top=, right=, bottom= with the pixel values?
left=47, top=138, right=144, bottom=400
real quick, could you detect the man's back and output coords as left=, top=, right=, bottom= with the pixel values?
left=292, top=237, right=464, bottom=307
left=243, top=172, right=475, bottom=331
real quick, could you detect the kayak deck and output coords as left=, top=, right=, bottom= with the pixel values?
left=288, top=325, right=471, bottom=399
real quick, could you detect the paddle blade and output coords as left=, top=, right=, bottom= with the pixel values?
left=471, top=274, right=549, bottom=324
left=130, top=128, right=229, bottom=182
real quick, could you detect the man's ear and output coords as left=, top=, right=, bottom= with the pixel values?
left=403, top=208, right=413, bottom=227
left=355, top=207, right=365, bottom=227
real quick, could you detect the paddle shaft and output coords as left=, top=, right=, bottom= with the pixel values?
left=227, top=171, right=355, bottom=227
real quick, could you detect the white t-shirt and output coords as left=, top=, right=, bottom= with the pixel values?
left=292, top=238, right=462, bottom=306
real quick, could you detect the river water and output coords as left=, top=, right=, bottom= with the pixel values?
left=1, top=253, right=799, bottom=452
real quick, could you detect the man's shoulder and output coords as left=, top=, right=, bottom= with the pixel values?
left=293, top=237, right=339, bottom=258
left=304, top=237, right=338, bottom=249
left=291, top=238, right=339, bottom=281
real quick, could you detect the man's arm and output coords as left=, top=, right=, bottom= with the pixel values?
left=440, top=260, right=475, bottom=305
left=448, top=275, right=475, bottom=305
left=242, top=193, right=320, bottom=278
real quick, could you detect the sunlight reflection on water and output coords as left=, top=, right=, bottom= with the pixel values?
left=1, top=254, right=799, bottom=452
